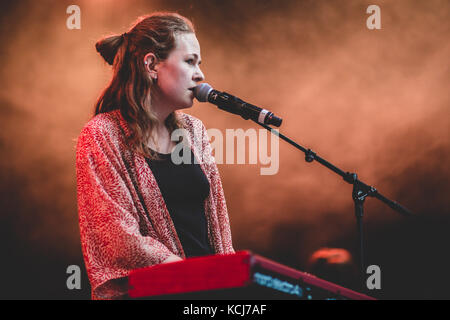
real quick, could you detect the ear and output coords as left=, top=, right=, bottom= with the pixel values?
left=143, top=53, right=159, bottom=79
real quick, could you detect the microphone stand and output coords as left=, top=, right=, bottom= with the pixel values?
left=252, top=120, right=414, bottom=291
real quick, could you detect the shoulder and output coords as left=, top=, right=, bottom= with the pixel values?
left=79, top=110, right=123, bottom=138
left=177, top=112, right=204, bottom=128
left=77, top=110, right=124, bottom=150
left=177, top=112, right=207, bottom=136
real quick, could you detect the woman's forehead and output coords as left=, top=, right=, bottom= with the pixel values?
left=173, top=32, right=201, bottom=56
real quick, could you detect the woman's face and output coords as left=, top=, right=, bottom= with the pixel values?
left=151, top=32, right=204, bottom=111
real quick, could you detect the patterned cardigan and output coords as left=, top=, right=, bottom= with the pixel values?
left=76, top=109, right=234, bottom=299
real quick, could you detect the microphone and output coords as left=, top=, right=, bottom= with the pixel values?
left=193, top=83, right=283, bottom=127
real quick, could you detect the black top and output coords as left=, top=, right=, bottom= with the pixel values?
left=145, top=148, right=214, bottom=258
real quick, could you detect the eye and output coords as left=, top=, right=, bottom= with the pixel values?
left=186, top=59, right=195, bottom=65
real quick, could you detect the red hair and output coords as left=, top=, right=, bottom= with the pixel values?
left=94, top=12, right=195, bottom=158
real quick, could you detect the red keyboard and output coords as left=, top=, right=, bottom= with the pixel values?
left=128, top=250, right=375, bottom=300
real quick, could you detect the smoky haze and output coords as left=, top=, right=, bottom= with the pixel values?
left=0, top=0, right=448, bottom=298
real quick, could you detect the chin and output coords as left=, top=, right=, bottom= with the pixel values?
left=177, top=100, right=194, bottom=110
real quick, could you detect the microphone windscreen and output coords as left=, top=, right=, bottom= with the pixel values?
left=193, top=83, right=213, bottom=102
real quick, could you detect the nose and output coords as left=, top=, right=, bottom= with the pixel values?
left=193, top=65, right=204, bottom=82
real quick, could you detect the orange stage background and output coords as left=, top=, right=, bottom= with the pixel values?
left=0, top=0, right=448, bottom=299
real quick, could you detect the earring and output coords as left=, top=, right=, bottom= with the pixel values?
left=151, top=73, right=157, bottom=83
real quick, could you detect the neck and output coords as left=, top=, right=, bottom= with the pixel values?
left=148, top=87, right=174, bottom=124
left=152, top=102, right=172, bottom=123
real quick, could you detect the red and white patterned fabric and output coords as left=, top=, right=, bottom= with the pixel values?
left=76, top=109, right=234, bottom=299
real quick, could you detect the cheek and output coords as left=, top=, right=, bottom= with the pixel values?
left=163, top=65, right=187, bottom=88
